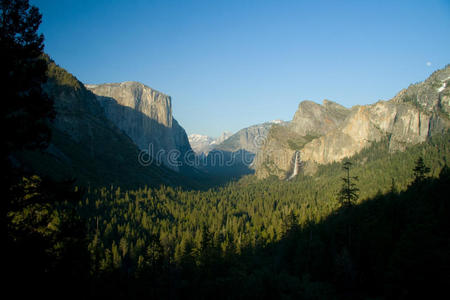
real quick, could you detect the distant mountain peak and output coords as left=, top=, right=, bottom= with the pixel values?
left=188, top=131, right=234, bottom=155
left=270, top=119, right=284, bottom=124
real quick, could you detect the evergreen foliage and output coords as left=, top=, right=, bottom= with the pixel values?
left=78, top=133, right=450, bottom=298
left=412, top=156, right=430, bottom=184
left=2, top=1, right=450, bottom=298
left=0, top=0, right=54, bottom=155
left=2, top=1, right=90, bottom=297
left=337, top=161, right=359, bottom=208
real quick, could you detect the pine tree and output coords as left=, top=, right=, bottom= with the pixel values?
left=1, top=3, right=91, bottom=296
left=1, top=0, right=55, bottom=158
left=282, top=210, right=300, bottom=238
left=412, top=156, right=430, bottom=184
left=338, top=161, right=359, bottom=208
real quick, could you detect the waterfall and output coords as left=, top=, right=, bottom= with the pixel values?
left=288, top=151, right=300, bottom=180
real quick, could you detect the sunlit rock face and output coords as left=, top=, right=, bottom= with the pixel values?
left=253, top=100, right=350, bottom=178
left=290, top=100, right=350, bottom=136
left=299, top=102, right=430, bottom=165
left=254, top=65, right=450, bottom=179
left=86, top=82, right=192, bottom=171
left=19, top=58, right=184, bottom=187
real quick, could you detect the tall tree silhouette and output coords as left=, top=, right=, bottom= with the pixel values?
left=412, top=156, right=430, bottom=184
left=2, top=1, right=89, bottom=297
left=1, top=0, right=54, bottom=157
left=338, top=161, right=359, bottom=208
left=1, top=0, right=54, bottom=236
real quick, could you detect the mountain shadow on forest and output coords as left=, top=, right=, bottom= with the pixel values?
left=89, top=166, right=450, bottom=299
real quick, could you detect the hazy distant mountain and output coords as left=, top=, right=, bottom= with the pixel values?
left=188, top=131, right=232, bottom=155
left=188, top=134, right=215, bottom=154
left=211, top=131, right=233, bottom=146
left=190, top=121, right=286, bottom=158
left=214, top=120, right=285, bottom=154
left=253, top=65, right=450, bottom=179
left=192, top=121, right=284, bottom=179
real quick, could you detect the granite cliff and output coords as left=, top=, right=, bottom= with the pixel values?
left=16, top=57, right=196, bottom=187
left=254, top=65, right=450, bottom=179
left=85, top=82, right=192, bottom=171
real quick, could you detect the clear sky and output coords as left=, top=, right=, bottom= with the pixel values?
left=32, top=0, right=450, bottom=137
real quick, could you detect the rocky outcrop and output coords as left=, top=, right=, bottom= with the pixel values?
left=215, top=122, right=281, bottom=154
left=290, top=100, right=350, bottom=136
left=254, top=65, right=450, bottom=179
left=254, top=100, right=350, bottom=178
left=86, top=82, right=192, bottom=171
left=17, top=57, right=188, bottom=187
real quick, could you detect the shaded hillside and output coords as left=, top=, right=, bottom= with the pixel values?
left=82, top=133, right=450, bottom=299
left=197, top=122, right=279, bottom=180
left=15, top=56, right=199, bottom=189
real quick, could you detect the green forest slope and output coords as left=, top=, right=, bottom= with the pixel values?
left=80, top=132, right=450, bottom=299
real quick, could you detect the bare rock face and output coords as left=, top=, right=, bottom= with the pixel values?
left=85, top=81, right=172, bottom=129
left=290, top=100, right=350, bottom=136
left=214, top=122, right=277, bottom=154
left=254, top=100, right=350, bottom=178
left=86, top=82, right=192, bottom=171
left=255, top=65, right=450, bottom=179
left=299, top=101, right=431, bottom=165
left=17, top=57, right=186, bottom=187
left=252, top=124, right=298, bottom=179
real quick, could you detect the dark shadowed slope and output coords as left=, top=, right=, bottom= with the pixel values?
left=15, top=56, right=201, bottom=189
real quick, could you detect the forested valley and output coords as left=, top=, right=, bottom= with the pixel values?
left=3, top=0, right=450, bottom=299
left=8, top=132, right=450, bottom=299
left=81, top=134, right=450, bottom=299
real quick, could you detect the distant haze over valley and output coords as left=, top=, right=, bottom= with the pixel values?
left=5, top=1, right=450, bottom=298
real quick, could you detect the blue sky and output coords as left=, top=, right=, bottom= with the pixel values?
left=32, top=0, right=450, bottom=137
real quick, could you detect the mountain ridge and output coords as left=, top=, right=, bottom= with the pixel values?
left=253, top=64, right=450, bottom=179
left=15, top=56, right=199, bottom=188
